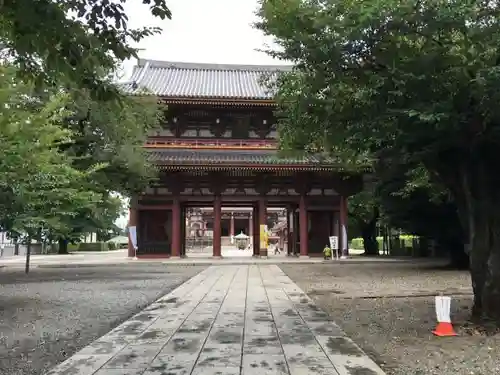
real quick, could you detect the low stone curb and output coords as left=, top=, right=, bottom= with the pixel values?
left=0, top=256, right=437, bottom=270
left=35, top=263, right=161, bottom=269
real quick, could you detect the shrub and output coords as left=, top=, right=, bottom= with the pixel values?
left=68, top=243, right=79, bottom=251
left=50, top=242, right=80, bottom=253
left=108, top=242, right=116, bottom=250
left=78, top=242, right=109, bottom=252
left=349, top=235, right=419, bottom=254
left=350, top=238, right=364, bottom=250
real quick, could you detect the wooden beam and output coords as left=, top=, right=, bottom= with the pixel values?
left=137, top=204, right=172, bottom=210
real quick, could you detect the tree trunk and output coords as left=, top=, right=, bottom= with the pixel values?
left=426, top=139, right=500, bottom=324
left=432, top=155, right=495, bottom=321
left=482, top=246, right=500, bottom=321
left=478, top=183, right=500, bottom=322
left=360, top=207, right=380, bottom=256
left=455, top=157, right=500, bottom=322
left=468, top=210, right=492, bottom=319
left=58, top=239, right=69, bottom=254
left=447, top=243, right=469, bottom=269
left=25, top=241, right=31, bottom=274
left=360, top=218, right=379, bottom=256
left=455, top=161, right=488, bottom=319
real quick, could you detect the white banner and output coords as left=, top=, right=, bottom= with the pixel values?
left=342, top=225, right=348, bottom=250
left=129, top=226, right=138, bottom=249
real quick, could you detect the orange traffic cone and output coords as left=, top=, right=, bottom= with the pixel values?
left=432, top=296, right=457, bottom=337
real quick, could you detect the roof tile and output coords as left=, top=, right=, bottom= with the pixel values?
left=121, top=60, right=292, bottom=99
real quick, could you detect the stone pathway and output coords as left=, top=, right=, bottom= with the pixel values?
left=45, top=265, right=385, bottom=375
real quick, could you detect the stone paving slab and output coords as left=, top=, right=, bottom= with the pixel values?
left=44, top=265, right=385, bottom=375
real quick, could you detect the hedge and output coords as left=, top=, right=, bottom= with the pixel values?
left=349, top=235, right=418, bottom=250
left=78, top=242, right=109, bottom=252
left=49, top=243, right=79, bottom=253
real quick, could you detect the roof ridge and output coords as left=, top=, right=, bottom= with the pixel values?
left=137, top=59, right=293, bottom=72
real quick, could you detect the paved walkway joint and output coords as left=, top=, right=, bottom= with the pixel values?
left=45, top=265, right=385, bottom=375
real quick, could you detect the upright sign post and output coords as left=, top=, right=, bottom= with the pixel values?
left=329, top=235, right=339, bottom=260
left=129, top=226, right=138, bottom=260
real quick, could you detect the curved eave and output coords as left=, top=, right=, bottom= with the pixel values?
left=161, top=98, right=277, bottom=106
left=153, top=163, right=371, bottom=173
left=126, top=93, right=277, bottom=106
left=144, top=145, right=278, bottom=151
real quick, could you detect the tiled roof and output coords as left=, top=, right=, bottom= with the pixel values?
left=120, top=59, right=293, bottom=99
left=146, top=149, right=342, bottom=168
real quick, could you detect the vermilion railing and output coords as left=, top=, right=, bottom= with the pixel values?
left=144, top=137, right=278, bottom=149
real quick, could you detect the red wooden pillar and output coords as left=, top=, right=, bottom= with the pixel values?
left=213, top=195, right=222, bottom=257
left=339, top=195, right=348, bottom=256
left=127, top=207, right=138, bottom=258
left=286, top=206, right=293, bottom=256
left=230, top=212, right=235, bottom=237
left=171, top=197, right=181, bottom=257
left=259, top=198, right=268, bottom=257
left=299, top=195, right=308, bottom=257
left=180, top=205, right=186, bottom=257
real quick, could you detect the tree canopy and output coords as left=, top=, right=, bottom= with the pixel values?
left=0, top=65, right=102, bottom=246
left=1, top=0, right=170, bottom=97
left=0, top=0, right=170, bottom=254
left=257, top=0, right=500, bottom=322
left=0, top=59, right=161, bottom=254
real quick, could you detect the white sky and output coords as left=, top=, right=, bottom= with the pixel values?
left=119, top=0, right=283, bottom=78
left=116, top=0, right=281, bottom=228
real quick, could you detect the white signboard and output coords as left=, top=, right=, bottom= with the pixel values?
left=129, top=226, right=138, bottom=250
left=329, top=235, right=339, bottom=260
left=329, top=236, right=338, bottom=250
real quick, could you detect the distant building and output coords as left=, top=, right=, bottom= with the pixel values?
left=186, top=207, right=284, bottom=246
left=0, top=231, right=12, bottom=244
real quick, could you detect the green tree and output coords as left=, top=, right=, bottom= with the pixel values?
left=50, top=194, right=124, bottom=254
left=19, top=77, right=162, bottom=252
left=0, top=0, right=171, bottom=96
left=93, top=195, right=125, bottom=242
left=257, top=0, right=500, bottom=322
left=51, top=194, right=124, bottom=254
left=1, top=0, right=166, bottom=255
left=51, top=88, right=161, bottom=252
left=348, top=189, right=380, bottom=256
left=377, top=155, right=468, bottom=267
left=4, top=81, right=162, bottom=253
left=0, top=65, right=103, bottom=268
left=63, top=89, right=161, bottom=195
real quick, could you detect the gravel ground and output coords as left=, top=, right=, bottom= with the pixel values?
left=0, top=264, right=206, bottom=375
left=280, top=261, right=500, bottom=375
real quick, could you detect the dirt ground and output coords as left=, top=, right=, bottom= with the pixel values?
left=280, top=260, right=500, bottom=375
left=0, top=264, right=206, bottom=375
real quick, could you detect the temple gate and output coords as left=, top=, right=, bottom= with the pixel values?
left=123, top=60, right=366, bottom=258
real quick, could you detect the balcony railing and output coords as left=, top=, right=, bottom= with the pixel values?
left=144, top=137, right=278, bottom=150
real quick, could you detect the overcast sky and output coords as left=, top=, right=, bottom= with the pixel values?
left=116, top=0, right=280, bottom=227
left=119, top=0, right=282, bottom=77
